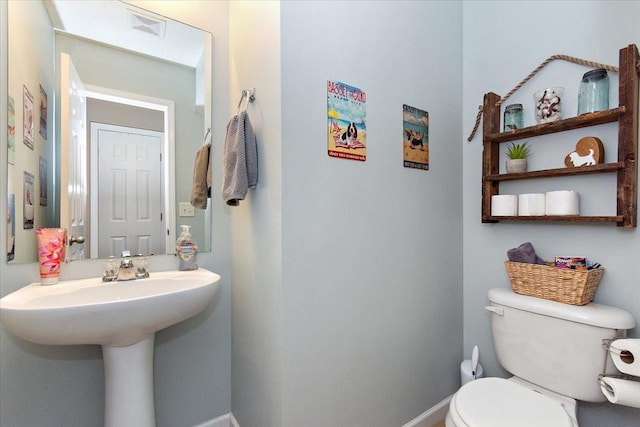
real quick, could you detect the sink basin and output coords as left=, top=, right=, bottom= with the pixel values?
left=0, top=268, right=220, bottom=346
left=0, top=268, right=221, bottom=427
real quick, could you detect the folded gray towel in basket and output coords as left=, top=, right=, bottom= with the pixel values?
left=507, top=242, right=546, bottom=265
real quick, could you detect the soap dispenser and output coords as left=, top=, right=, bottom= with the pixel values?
left=176, top=225, right=198, bottom=271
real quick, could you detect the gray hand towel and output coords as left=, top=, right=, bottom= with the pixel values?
left=190, top=144, right=211, bottom=209
left=507, top=242, right=546, bottom=265
left=222, top=111, right=258, bottom=206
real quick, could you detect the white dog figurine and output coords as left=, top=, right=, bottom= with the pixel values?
left=568, top=148, right=596, bottom=167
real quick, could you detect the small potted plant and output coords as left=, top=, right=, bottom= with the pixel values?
left=505, top=141, right=531, bottom=173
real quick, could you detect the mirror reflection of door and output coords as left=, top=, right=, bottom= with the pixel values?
left=93, top=124, right=164, bottom=258
left=60, top=53, right=87, bottom=261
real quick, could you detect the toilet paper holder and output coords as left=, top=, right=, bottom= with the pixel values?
left=597, top=373, right=638, bottom=391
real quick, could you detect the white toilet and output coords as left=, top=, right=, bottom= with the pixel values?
left=446, top=288, right=636, bottom=427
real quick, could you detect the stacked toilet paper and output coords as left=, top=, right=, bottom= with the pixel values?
left=491, top=195, right=518, bottom=216
left=491, top=191, right=580, bottom=217
left=518, top=193, right=545, bottom=216
left=600, top=339, right=640, bottom=408
left=545, top=190, right=579, bottom=215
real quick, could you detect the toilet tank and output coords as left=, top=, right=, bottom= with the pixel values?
left=487, top=288, right=635, bottom=402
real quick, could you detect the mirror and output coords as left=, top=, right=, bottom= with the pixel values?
left=6, top=0, right=212, bottom=264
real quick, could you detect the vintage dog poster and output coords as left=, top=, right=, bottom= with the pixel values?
left=402, top=104, right=429, bottom=170
left=327, top=80, right=367, bottom=161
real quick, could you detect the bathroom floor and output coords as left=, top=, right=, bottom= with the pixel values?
left=431, top=420, right=446, bottom=427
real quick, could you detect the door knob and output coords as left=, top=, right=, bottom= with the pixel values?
left=68, top=235, right=85, bottom=245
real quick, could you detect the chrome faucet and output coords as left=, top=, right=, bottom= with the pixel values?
left=115, top=258, right=136, bottom=281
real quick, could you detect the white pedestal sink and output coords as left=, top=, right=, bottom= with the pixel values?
left=0, top=268, right=221, bottom=427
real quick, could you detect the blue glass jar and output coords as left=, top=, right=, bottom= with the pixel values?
left=503, top=103, right=524, bottom=131
left=578, top=68, right=609, bottom=114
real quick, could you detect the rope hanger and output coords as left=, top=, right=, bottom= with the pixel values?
left=466, top=54, right=619, bottom=142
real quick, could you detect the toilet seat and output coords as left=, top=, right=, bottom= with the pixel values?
left=448, top=377, right=574, bottom=427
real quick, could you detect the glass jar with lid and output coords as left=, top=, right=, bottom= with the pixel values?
left=578, top=68, right=609, bottom=114
left=503, top=103, right=524, bottom=131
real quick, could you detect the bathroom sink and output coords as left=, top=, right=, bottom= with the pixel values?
left=0, top=268, right=221, bottom=427
left=0, top=268, right=220, bottom=346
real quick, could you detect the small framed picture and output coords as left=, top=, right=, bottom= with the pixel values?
left=23, top=86, right=34, bottom=150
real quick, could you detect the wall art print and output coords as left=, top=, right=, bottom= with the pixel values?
left=7, top=194, right=15, bottom=262
left=39, top=85, right=48, bottom=140
left=23, top=171, right=35, bottom=229
left=402, top=104, right=429, bottom=170
left=39, top=156, right=47, bottom=206
left=8, top=95, right=15, bottom=164
left=23, top=85, right=34, bottom=150
left=327, top=80, right=367, bottom=161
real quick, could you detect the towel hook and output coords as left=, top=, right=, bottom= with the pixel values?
left=202, top=127, right=212, bottom=146
left=236, top=88, right=256, bottom=113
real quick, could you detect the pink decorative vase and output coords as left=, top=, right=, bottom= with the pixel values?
left=36, top=228, right=67, bottom=285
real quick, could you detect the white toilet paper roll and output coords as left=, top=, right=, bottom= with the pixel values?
left=610, top=339, right=640, bottom=376
left=599, top=376, right=640, bottom=408
left=491, top=195, right=518, bottom=216
left=518, top=193, right=546, bottom=216
left=545, top=190, right=579, bottom=215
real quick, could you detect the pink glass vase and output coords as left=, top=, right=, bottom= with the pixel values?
left=36, top=228, right=67, bottom=285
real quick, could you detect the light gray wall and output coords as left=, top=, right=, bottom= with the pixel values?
left=228, top=2, right=283, bottom=427
left=463, top=1, right=640, bottom=426
left=6, top=0, right=56, bottom=263
left=0, top=2, right=233, bottom=426
left=229, top=1, right=463, bottom=427
left=280, top=2, right=462, bottom=425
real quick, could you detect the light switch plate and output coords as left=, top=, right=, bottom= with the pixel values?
left=179, top=202, right=195, bottom=217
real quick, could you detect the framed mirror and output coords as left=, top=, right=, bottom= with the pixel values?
left=6, top=0, right=212, bottom=264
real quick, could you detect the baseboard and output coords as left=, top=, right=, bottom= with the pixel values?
left=193, top=412, right=239, bottom=427
left=402, top=395, right=452, bottom=427
left=198, top=400, right=448, bottom=427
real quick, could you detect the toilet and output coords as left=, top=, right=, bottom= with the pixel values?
left=446, top=288, right=636, bottom=427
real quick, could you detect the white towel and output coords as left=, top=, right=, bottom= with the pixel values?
left=222, top=111, right=258, bottom=206
left=190, top=144, right=211, bottom=209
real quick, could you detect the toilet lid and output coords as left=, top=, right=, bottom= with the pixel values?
left=452, top=378, right=573, bottom=427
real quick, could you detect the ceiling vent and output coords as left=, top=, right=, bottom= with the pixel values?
left=127, top=9, right=166, bottom=38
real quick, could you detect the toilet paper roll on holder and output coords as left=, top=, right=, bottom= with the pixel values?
left=602, top=338, right=635, bottom=364
left=597, top=373, right=637, bottom=393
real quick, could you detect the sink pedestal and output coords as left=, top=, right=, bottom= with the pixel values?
left=103, top=336, right=155, bottom=427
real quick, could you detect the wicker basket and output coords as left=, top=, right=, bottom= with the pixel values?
left=504, top=261, right=604, bottom=305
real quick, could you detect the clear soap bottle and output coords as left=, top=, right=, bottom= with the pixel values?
left=176, top=225, right=198, bottom=271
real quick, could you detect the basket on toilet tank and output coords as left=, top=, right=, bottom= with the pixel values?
left=504, top=261, right=604, bottom=305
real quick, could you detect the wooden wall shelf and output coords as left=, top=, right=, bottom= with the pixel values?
left=482, top=44, right=639, bottom=227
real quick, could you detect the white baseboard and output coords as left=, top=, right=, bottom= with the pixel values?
left=402, top=395, right=452, bottom=427
left=193, top=412, right=239, bottom=427
left=198, top=399, right=448, bottom=427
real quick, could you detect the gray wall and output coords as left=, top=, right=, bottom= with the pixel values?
left=280, top=1, right=463, bottom=425
left=230, top=1, right=464, bottom=426
left=6, top=0, right=56, bottom=263
left=463, top=1, right=640, bottom=426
